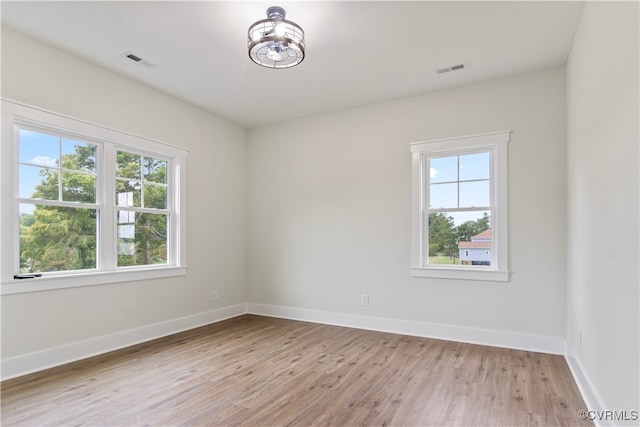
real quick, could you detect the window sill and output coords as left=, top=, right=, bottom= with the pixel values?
left=411, top=267, right=509, bottom=282
left=0, top=266, right=187, bottom=295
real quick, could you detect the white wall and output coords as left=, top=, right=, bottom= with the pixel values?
left=248, top=67, right=568, bottom=346
left=566, top=1, right=639, bottom=422
left=4, top=4, right=637, bottom=417
left=1, top=29, right=247, bottom=361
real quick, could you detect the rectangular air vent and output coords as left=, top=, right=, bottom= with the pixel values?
left=121, top=51, right=154, bottom=67
left=126, top=53, right=143, bottom=62
left=436, top=63, right=465, bottom=74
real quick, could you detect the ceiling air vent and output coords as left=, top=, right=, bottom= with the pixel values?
left=436, top=63, right=465, bottom=74
left=126, top=53, right=143, bottom=62
left=121, top=51, right=154, bottom=67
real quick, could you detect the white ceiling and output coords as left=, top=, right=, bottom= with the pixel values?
left=1, top=1, right=584, bottom=128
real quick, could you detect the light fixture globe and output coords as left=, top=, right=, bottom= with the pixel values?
left=248, top=6, right=305, bottom=69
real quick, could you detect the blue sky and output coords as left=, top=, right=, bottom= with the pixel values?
left=429, top=152, right=491, bottom=226
left=18, top=128, right=96, bottom=215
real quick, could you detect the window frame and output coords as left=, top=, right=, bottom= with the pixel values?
left=1, top=99, right=188, bottom=295
left=410, top=130, right=510, bottom=282
left=113, top=148, right=174, bottom=269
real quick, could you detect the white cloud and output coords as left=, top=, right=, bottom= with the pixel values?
left=430, top=168, right=439, bottom=178
left=31, top=155, right=57, bottom=167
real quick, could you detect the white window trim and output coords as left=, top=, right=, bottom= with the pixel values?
left=410, top=130, right=510, bottom=282
left=1, top=99, right=188, bottom=294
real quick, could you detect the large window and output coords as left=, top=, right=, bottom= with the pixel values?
left=1, top=100, right=188, bottom=294
left=410, top=131, right=510, bottom=281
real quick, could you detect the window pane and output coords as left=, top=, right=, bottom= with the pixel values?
left=62, top=172, right=96, bottom=203
left=428, top=211, right=491, bottom=266
left=458, top=225, right=491, bottom=266
left=19, top=203, right=97, bottom=273
left=117, top=212, right=168, bottom=267
left=116, top=151, right=141, bottom=179
left=459, top=180, right=490, bottom=208
left=118, top=210, right=136, bottom=224
left=429, top=156, right=457, bottom=183
left=428, top=212, right=455, bottom=259
left=145, top=184, right=167, bottom=209
left=429, top=182, right=457, bottom=209
left=19, top=129, right=59, bottom=166
left=144, top=157, right=167, bottom=184
left=62, top=139, right=96, bottom=173
left=117, top=211, right=135, bottom=239
left=20, top=165, right=58, bottom=200
left=116, top=179, right=141, bottom=207
left=459, top=152, right=490, bottom=181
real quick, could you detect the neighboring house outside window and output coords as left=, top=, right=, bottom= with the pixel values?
left=459, top=229, right=491, bottom=266
left=1, top=99, right=188, bottom=294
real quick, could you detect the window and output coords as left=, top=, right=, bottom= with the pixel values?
left=115, top=151, right=169, bottom=267
left=17, top=127, right=99, bottom=274
left=1, top=100, right=188, bottom=294
left=410, top=131, right=509, bottom=281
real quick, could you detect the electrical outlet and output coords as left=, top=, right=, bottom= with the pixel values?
left=212, top=290, right=219, bottom=301
left=361, top=294, right=369, bottom=306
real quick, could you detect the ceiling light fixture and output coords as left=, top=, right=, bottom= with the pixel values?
left=248, top=6, right=305, bottom=69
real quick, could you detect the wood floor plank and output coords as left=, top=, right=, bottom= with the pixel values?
left=1, top=315, right=592, bottom=426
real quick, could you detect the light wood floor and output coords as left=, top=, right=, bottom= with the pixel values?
left=2, top=315, right=592, bottom=426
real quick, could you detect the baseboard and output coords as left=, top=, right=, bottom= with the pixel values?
left=1, top=302, right=568, bottom=382
left=1, top=303, right=248, bottom=381
left=564, top=341, right=611, bottom=427
left=247, top=303, right=565, bottom=355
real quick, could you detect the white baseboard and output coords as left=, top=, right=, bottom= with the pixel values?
left=564, top=341, right=611, bottom=427
left=0, top=302, right=569, bottom=384
left=247, top=303, right=565, bottom=355
left=3, top=301, right=600, bottom=424
left=1, top=303, right=248, bottom=381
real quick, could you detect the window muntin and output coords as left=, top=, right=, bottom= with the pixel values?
left=115, top=151, right=168, bottom=209
left=429, top=152, right=491, bottom=210
left=115, top=151, right=170, bottom=267
left=1, top=99, right=188, bottom=294
left=20, top=203, right=97, bottom=273
left=410, top=131, right=509, bottom=281
left=117, top=211, right=168, bottom=267
left=18, top=127, right=99, bottom=274
left=17, top=128, right=175, bottom=273
left=426, top=150, right=493, bottom=268
left=429, top=152, right=490, bottom=208
left=19, top=129, right=98, bottom=203
left=427, top=210, right=491, bottom=267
